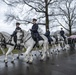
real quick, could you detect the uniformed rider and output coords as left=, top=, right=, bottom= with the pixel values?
left=60, top=28, right=66, bottom=41
left=44, top=29, right=53, bottom=45
left=11, top=22, right=22, bottom=43
left=30, top=18, right=40, bottom=47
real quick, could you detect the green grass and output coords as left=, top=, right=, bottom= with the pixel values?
left=0, top=45, right=51, bottom=55
left=0, top=48, right=26, bottom=55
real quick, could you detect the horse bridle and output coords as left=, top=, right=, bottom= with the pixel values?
left=0, top=33, right=6, bottom=47
left=16, top=30, right=24, bottom=43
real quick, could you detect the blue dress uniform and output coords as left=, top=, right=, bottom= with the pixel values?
left=44, top=30, right=53, bottom=45
left=11, top=27, right=21, bottom=36
left=31, top=23, right=38, bottom=33
left=31, top=23, right=43, bottom=47
left=11, top=27, right=21, bottom=43
left=60, top=30, right=66, bottom=40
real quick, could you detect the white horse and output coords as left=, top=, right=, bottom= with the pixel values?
left=0, top=32, right=12, bottom=55
left=18, top=30, right=49, bottom=63
left=0, top=30, right=24, bottom=64
left=57, top=34, right=69, bottom=51
left=0, top=30, right=49, bottom=64
left=48, top=36, right=58, bottom=53
left=0, top=33, right=6, bottom=54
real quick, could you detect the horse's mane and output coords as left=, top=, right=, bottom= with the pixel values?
left=0, top=31, right=11, bottom=41
left=1, top=31, right=10, bottom=36
left=0, top=32, right=3, bottom=38
left=22, top=30, right=30, bottom=35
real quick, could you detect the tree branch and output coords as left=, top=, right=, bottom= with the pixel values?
left=54, top=17, right=69, bottom=31
left=23, top=0, right=45, bottom=13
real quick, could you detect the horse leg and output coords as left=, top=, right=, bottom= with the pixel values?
left=46, top=49, right=50, bottom=59
left=60, top=41, right=65, bottom=50
left=28, top=52, right=33, bottom=64
left=17, top=47, right=25, bottom=59
left=57, top=43, right=61, bottom=52
left=24, top=46, right=33, bottom=62
left=4, top=46, right=14, bottom=63
left=40, top=42, right=47, bottom=61
left=53, top=44, right=57, bottom=54
left=17, top=50, right=21, bottom=59
left=11, top=52, right=15, bottom=64
left=1, top=47, right=5, bottom=55
left=46, top=43, right=50, bottom=59
left=51, top=44, right=55, bottom=53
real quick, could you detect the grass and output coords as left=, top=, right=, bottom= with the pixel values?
left=0, top=45, right=53, bottom=55
left=0, top=48, right=26, bottom=55
left=0, top=46, right=43, bottom=55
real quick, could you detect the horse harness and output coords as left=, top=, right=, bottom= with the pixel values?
left=0, top=33, right=6, bottom=48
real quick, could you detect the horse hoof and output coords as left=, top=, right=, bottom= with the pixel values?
left=5, top=61, right=8, bottom=67
left=24, top=59, right=29, bottom=63
left=5, top=63, right=8, bottom=67
left=4, top=60, right=8, bottom=63
left=29, top=61, right=33, bottom=64
left=40, top=59, right=44, bottom=61
left=51, top=52, right=53, bottom=54
left=47, top=57, right=50, bottom=59
left=5, top=61, right=8, bottom=64
left=17, top=57, right=19, bottom=59
left=64, top=48, right=66, bottom=50
left=40, top=52, right=42, bottom=54
left=58, top=50, right=60, bottom=52
left=40, top=54, right=43, bottom=57
left=35, top=54, right=36, bottom=56
left=21, top=54, right=23, bottom=56
left=26, top=61, right=29, bottom=63
left=4, top=60, right=5, bottom=62
left=11, top=61, right=14, bottom=64
left=62, top=49, right=65, bottom=51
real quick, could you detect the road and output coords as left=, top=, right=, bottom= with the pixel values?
left=0, top=48, right=76, bottom=75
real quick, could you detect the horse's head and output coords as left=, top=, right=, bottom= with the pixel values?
left=0, top=33, right=6, bottom=48
left=16, top=30, right=24, bottom=45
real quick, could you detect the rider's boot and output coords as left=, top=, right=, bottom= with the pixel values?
left=36, top=38, right=39, bottom=48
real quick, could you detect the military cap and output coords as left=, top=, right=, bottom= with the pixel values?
left=33, top=18, right=37, bottom=21
left=16, top=22, right=20, bottom=25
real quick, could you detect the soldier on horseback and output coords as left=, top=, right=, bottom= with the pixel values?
left=44, top=29, right=53, bottom=45
left=11, top=22, right=22, bottom=43
left=30, top=18, right=43, bottom=47
left=60, top=28, right=66, bottom=43
left=11, top=22, right=24, bottom=50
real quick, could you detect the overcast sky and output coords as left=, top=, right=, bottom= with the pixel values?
left=0, top=0, right=15, bottom=34
left=0, top=0, right=45, bottom=34
left=0, top=0, right=71, bottom=35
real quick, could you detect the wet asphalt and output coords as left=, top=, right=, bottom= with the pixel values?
left=0, top=47, right=76, bottom=75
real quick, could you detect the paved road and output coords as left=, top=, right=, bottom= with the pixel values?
left=0, top=49, right=76, bottom=75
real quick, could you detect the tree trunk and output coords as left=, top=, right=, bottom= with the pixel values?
left=68, top=18, right=72, bottom=35
left=45, top=0, right=49, bottom=31
left=69, top=26, right=72, bottom=35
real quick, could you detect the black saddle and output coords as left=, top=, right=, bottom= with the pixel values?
left=31, top=32, right=43, bottom=48
left=44, top=34, right=53, bottom=45
left=31, top=32, right=43, bottom=42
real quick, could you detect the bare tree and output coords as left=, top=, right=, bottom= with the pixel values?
left=55, top=0, right=76, bottom=35
left=3, top=0, right=58, bottom=31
